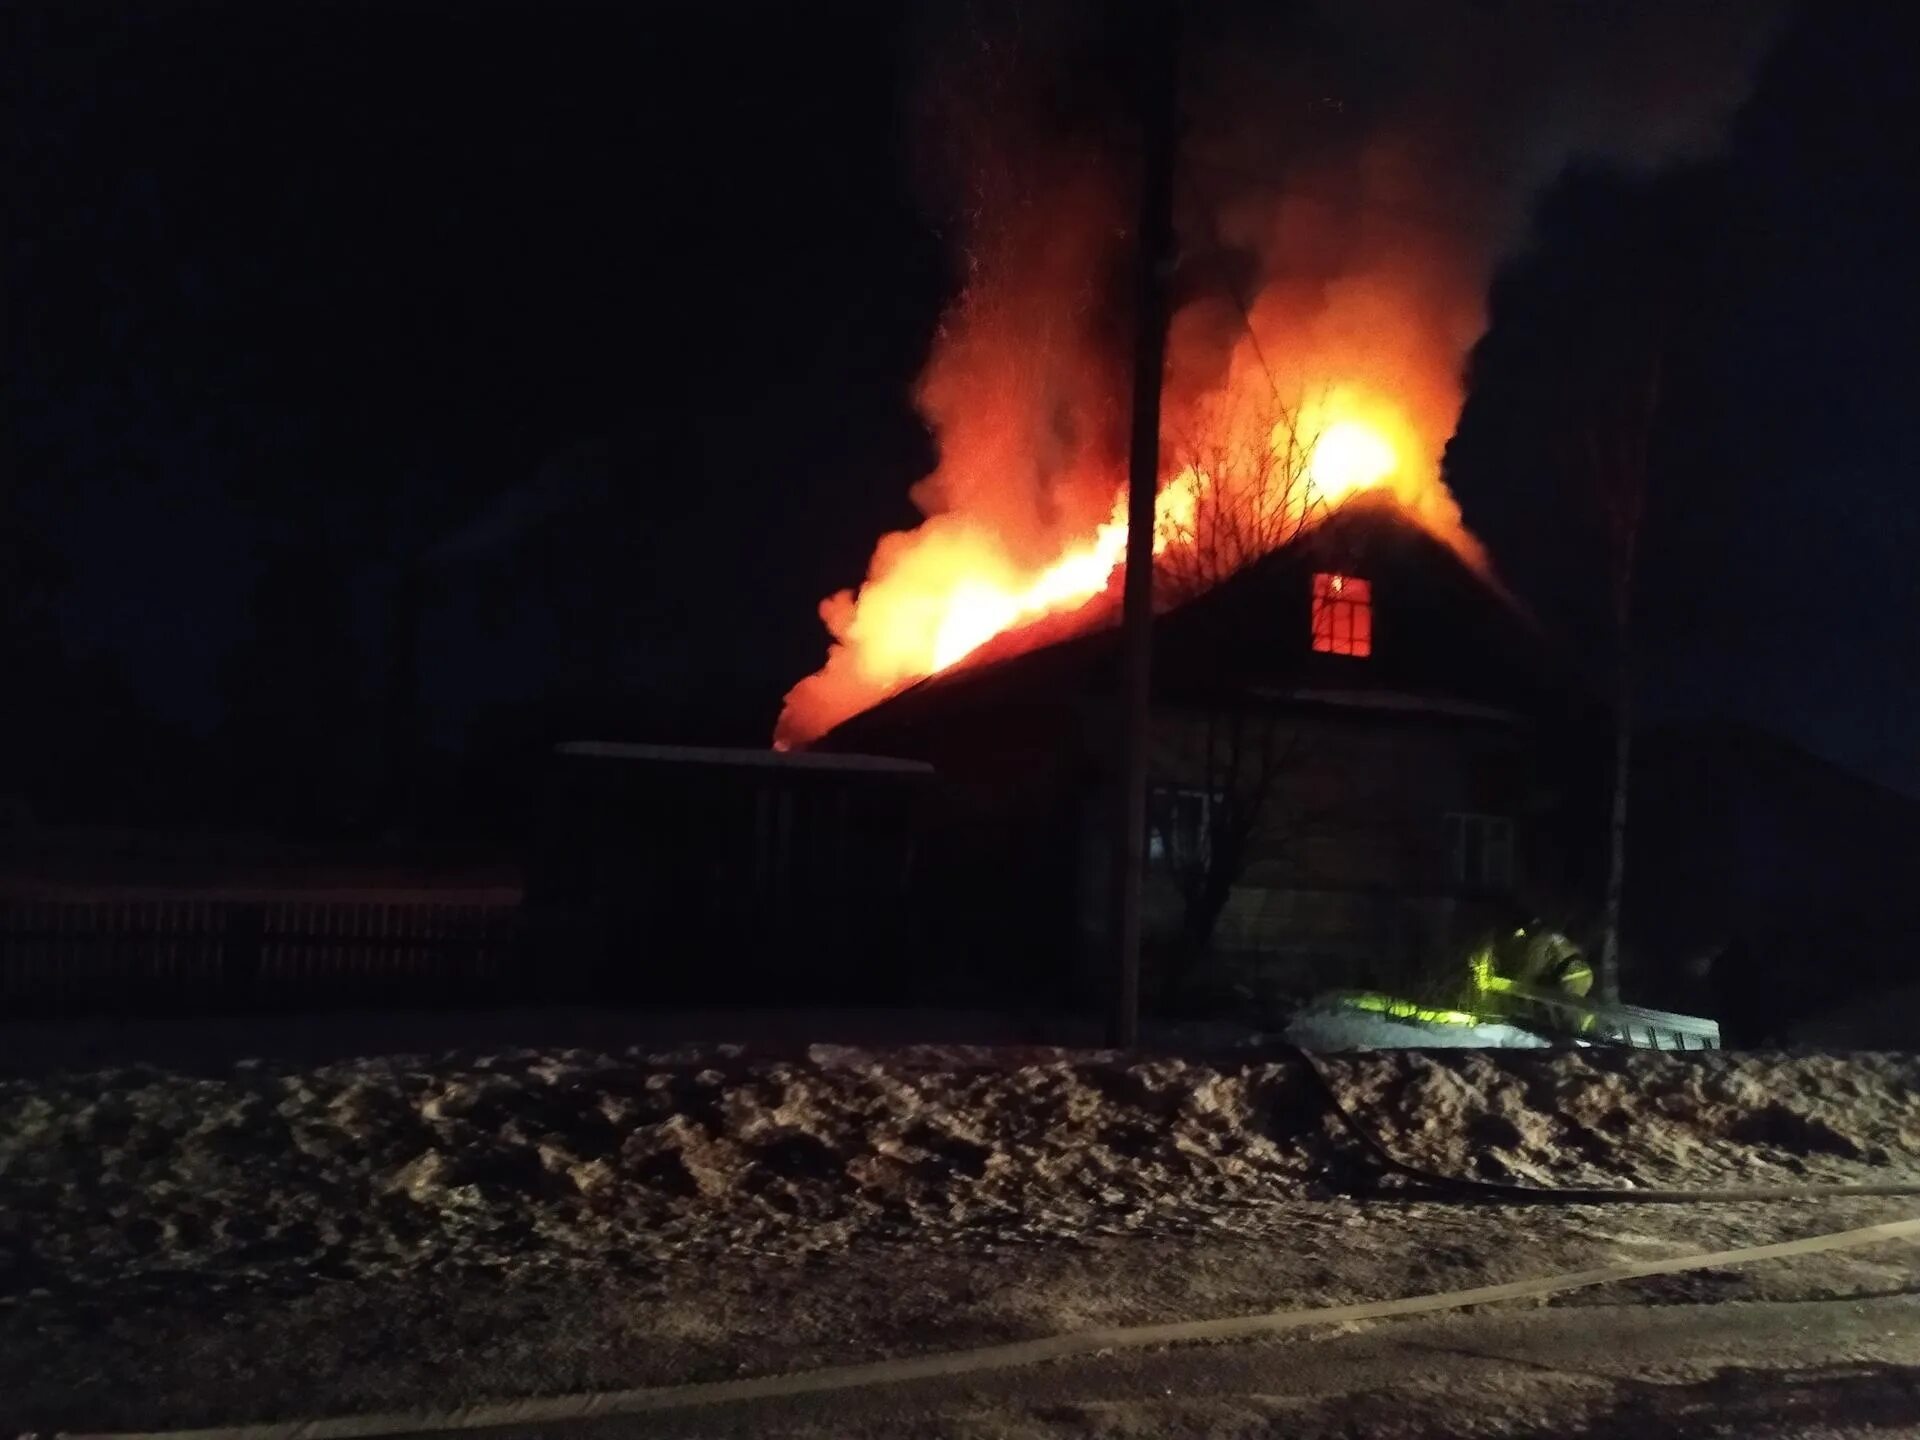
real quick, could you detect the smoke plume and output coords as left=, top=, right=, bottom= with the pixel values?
left=776, top=0, right=1784, bottom=747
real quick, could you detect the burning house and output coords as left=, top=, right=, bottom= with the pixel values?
left=758, top=2, right=1782, bottom=1017
left=815, top=496, right=1589, bottom=1011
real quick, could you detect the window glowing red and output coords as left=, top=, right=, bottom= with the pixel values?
left=1312, top=572, right=1372, bottom=657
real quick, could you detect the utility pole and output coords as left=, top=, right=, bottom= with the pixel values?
left=1108, top=2, right=1178, bottom=1048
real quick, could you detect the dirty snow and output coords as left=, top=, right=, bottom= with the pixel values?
left=5, top=1043, right=1920, bottom=1432
left=3, top=1046, right=1917, bottom=1298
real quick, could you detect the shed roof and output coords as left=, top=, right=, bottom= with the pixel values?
left=555, top=741, right=934, bottom=776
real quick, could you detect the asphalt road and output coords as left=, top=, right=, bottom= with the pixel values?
left=443, top=1293, right=1920, bottom=1440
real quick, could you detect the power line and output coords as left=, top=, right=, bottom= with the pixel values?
left=1176, top=166, right=1289, bottom=415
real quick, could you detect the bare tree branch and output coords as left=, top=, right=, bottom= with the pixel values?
left=1145, top=394, right=1330, bottom=1001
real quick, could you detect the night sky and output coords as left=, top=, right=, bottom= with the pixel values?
left=4, top=1, right=1915, bottom=833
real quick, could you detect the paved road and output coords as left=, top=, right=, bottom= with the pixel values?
left=445, top=1294, right=1920, bottom=1439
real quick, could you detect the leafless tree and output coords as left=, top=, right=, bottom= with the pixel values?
left=1144, top=398, right=1329, bottom=999
left=1155, top=394, right=1323, bottom=605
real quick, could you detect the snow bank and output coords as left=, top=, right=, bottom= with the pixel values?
left=2, top=1047, right=1916, bottom=1294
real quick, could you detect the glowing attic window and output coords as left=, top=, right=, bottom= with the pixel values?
left=1311, top=572, right=1372, bottom=657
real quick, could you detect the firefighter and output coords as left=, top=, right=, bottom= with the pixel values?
left=1478, top=922, right=1594, bottom=1035
left=1491, top=923, right=1591, bottom=994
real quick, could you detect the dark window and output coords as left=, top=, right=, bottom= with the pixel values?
left=1312, top=572, right=1372, bottom=656
left=1147, top=785, right=1211, bottom=868
left=1445, top=813, right=1514, bottom=890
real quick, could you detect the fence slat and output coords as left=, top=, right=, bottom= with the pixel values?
left=0, top=894, right=523, bottom=1015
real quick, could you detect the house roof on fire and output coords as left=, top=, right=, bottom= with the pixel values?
left=819, top=497, right=1579, bottom=752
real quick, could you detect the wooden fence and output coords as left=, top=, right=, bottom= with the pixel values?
left=0, top=894, right=525, bottom=1014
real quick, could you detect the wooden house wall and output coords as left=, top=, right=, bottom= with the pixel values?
left=1121, top=705, right=1551, bottom=1001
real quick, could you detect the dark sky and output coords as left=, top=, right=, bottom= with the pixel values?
left=6, top=1, right=945, bottom=752
left=4, top=1, right=1915, bottom=810
left=1449, top=3, right=1917, bottom=795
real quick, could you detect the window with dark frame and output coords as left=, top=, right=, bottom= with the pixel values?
left=1311, top=572, right=1372, bottom=657
left=1147, top=784, right=1212, bottom=868
left=1445, top=812, right=1514, bottom=890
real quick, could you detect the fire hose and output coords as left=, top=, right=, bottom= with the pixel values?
left=55, top=1213, right=1920, bottom=1439
left=1290, top=1045, right=1920, bottom=1203
left=36, top=1052, right=1920, bottom=1440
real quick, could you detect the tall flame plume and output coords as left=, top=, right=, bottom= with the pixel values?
left=776, top=238, right=1488, bottom=750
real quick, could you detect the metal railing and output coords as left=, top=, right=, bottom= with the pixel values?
left=1487, top=980, right=1722, bottom=1049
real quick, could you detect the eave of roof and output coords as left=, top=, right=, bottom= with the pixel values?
left=556, top=741, right=933, bottom=776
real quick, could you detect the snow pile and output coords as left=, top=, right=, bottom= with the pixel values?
left=1283, top=997, right=1551, bottom=1051
left=2, top=1047, right=1916, bottom=1294
left=1319, top=1049, right=1920, bottom=1188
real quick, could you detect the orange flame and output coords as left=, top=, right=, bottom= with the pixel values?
left=777, top=206, right=1489, bottom=749
left=923, top=396, right=1413, bottom=674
